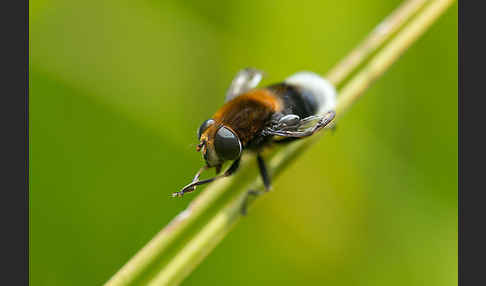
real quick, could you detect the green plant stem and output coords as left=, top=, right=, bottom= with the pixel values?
left=105, top=1, right=455, bottom=285
left=336, top=0, right=455, bottom=116
left=326, top=0, right=428, bottom=86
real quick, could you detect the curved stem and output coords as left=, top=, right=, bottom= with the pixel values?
left=326, top=0, right=428, bottom=86
left=105, top=1, right=455, bottom=285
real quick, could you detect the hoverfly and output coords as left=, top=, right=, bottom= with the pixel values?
left=172, top=68, right=337, bottom=207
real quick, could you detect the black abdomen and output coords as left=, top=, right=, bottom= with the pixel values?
left=267, top=83, right=319, bottom=118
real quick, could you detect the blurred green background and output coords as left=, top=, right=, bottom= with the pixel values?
left=30, top=0, right=457, bottom=285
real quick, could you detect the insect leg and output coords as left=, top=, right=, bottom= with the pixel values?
left=172, top=158, right=241, bottom=197
left=224, top=157, right=241, bottom=176
left=240, top=154, right=272, bottom=215
left=175, top=165, right=208, bottom=194
left=257, top=154, right=271, bottom=190
left=190, top=165, right=208, bottom=185
left=240, top=190, right=263, bottom=216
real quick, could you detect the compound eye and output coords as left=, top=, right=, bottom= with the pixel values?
left=214, top=126, right=242, bottom=161
left=198, top=119, right=215, bottom=139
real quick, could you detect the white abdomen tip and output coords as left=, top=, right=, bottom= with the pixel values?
left=285, top=71, right=337, bottom=114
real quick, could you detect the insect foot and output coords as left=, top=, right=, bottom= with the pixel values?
left=171, top=191, right=184, bottom=198
left=240, top=190, right=264, bottom=216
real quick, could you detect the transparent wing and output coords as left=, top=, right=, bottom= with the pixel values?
left=225, top=68, right=264, bottom=102
left=262, top=111, right=336, bottom=138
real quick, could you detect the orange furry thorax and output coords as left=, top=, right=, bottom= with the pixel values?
left=201, top=89, right=283, bottom=146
